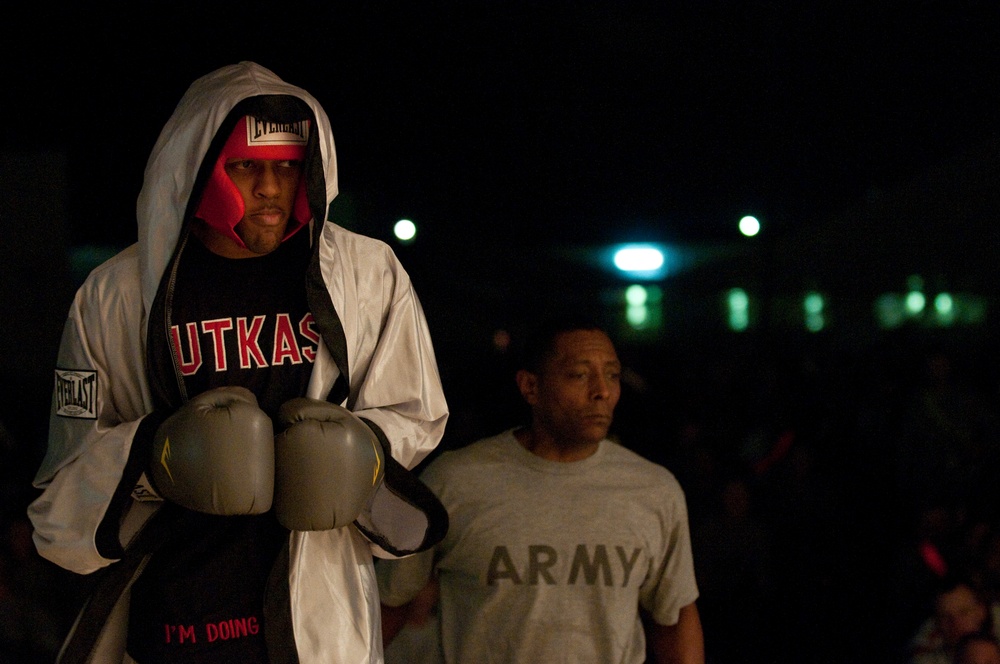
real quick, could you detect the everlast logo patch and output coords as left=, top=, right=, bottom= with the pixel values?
left=55, top=369, right=98, bottom=419
left=246, top=117, right=308, bottom=146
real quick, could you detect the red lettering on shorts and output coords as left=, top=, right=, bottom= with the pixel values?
left=163, top=623, right=197, bottom=644
left=162, top=616, right=260, bottom=646
left=206, top=616, right=260, bottom=642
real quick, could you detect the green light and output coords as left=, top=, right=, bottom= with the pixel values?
left=623, top=285, right=662, bottom=331
left=935, top=292, right=953, bottom=315
left=804, top=292, right=824, bottom=314
left=627, top=305, right=649, bottom=327
left=728, top=288, right=749, bottom=310
left=727, top=288, right=749, bottom=331
left=804, top=292, right=825, bottom=332
left=875, top=294, right=905, bottom=329
left=625, top=285, right=648, bottom=306
left=905, top=291, right=926, bottom=315
left=739, top=216, right=760, bottom=237
left=935, top=292, right=955, bottom=326
left=393, top=219, right=416, bottom=242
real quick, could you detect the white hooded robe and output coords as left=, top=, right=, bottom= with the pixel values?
left=29, top=61, right=449, bottom=664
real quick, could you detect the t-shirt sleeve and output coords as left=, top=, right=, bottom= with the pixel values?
left=639, top=481, right=700, bottom=626
left=376, top=546, right=437, bottom=607
left=374, top=455, right=452, bottom=605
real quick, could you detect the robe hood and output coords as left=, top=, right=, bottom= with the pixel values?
left=136, top=61, right=339, bottom=315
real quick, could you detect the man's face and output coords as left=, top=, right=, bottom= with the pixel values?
left=937, top=584, right=988, bottom=646
left=225, top=157, right=303, bottom=256
left=959, top=639, right=1000, bottom=664
left=522, top=329, right=622, bottom=448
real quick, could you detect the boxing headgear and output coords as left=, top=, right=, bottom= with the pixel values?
left=195, top=115, right=312, bottom=247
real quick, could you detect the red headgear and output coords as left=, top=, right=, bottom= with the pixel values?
left=195, top=115, right=313, bottom=247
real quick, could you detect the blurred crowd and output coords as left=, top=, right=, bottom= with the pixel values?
left=4, top=327, right=999, bottom=663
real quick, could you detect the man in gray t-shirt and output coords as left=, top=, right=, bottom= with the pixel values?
left=378, top=319, right=704, bottom=663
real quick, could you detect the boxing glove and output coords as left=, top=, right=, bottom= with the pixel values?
left=273, top=398, right=385, bottom=531
left=149, top=386, right=274, bottom=515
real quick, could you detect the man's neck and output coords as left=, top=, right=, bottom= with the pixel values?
left=514, top=427, right=600, bottom=462
left=190, top=220, right=270, bottom=259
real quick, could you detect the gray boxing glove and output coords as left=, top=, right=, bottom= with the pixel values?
left=274, top=398, right=385, bottom=531
left=150, top=386, right=274, bottom=515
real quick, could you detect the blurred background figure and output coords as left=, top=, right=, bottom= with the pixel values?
left=908, top=577, right=1000, bottom=664
left=894, top=346, right=1000, bottom=521
left=955, top=633, right=1000, bottom=664
left=0, top=419, right=79, bottom=663
left=691, top=474, right=774, bottom=663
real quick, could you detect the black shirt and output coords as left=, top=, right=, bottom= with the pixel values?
left=128, top=232, right=316, bottom=663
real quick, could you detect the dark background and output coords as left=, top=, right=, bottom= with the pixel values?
left=8, top=2, right=998, bottom=247
left=3, top=3, right=1000, bottom=662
